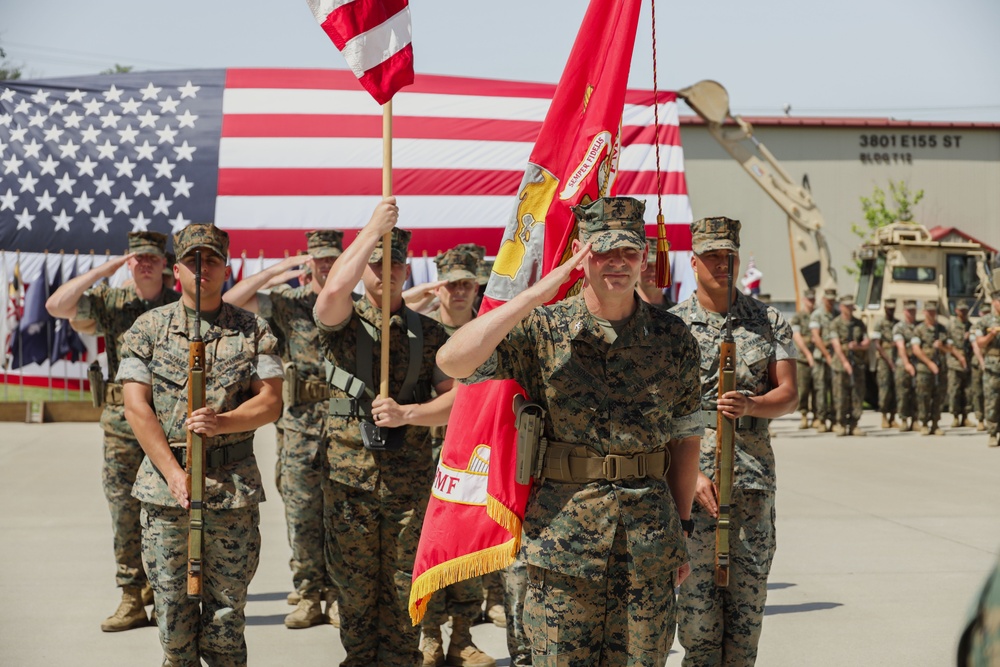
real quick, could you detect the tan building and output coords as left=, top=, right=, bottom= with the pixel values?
left=678, top=116, right=1000, bottom=304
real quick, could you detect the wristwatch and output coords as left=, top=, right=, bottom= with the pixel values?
left=680, top=518, right=694, bottom=535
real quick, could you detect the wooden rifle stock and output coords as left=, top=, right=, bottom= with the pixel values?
left=186, top=250, right=206, bottom=599
left=715, top=254, right=737, bottom=588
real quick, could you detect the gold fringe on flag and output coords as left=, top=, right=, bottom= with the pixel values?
left=408, top=493, right=524, bottom=625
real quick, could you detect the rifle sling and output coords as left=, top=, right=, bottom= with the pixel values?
left=326, top=306, right=423, bottom=418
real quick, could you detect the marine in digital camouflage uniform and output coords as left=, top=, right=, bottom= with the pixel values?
left=45, top=231, right=179, bottom=632
left=973, top=292, right=1000, bottom=446
left=671, top=217, right=799, bottom=667
left=420, top=246, right=496, bottom=667
left=910, top=300, right=958, bottom=435
left=440, top=197, right=703, bottom=667
left=827, top=295, right=870, bottom=436
left=871, top=298, right=899, bottom=428
left=314, top=197, right=456, bottom=667
left=892, top=300, right=920, bottom=431
left=970, top=304, right=991, bottom=432
left=809, top=288, right=838, bottom=432
left=947, top=300, right=974, bottom=426
left=117, top=223, right=283, bottom=666
left=957, top=551, right=1000, bottom=666
left=223, top=230, right=346, bottom=629
left=789, top=289, right=816, bottom=429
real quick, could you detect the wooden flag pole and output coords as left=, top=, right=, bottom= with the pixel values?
left=380, top=100, right=393, bottom=399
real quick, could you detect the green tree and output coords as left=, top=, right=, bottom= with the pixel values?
left=845, top=180, right=925, bottom=276
left=0, top=46, right=23, bottom=80
left=99, top=64, right=133, bottom=75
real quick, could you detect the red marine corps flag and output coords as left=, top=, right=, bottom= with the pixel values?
left=410, top=0, right=648, bottom=622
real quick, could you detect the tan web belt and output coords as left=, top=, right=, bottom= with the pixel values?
left=541, top=441, right=669, bottom=484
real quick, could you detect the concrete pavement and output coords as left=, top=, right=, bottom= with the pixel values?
left=1, top=410, right=998, bottom=666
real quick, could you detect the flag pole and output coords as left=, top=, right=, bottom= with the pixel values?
left=380, top=100, right=393, bottom=399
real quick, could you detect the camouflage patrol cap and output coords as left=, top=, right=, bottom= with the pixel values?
left=690, top=216, right=740, bottom=255
left=956, top=299, right=970, bottom=311
left=173, top=223, right=229, bottom=260
left=128, top=231, right=167, bottom=258
left=435, top=247, right=479, bottom=283
left=924, top=299, right=939, bottom=311
left=369, top=228, right=411, bottom=264
left=884, top=298, right=897, bottom=308
left=450, top=243, right=490, bottom=285
left=903, top=299, right=918, bottom=309
left=838, top=294, right=855, bottom=307
left=803, top=288, right=816, bottom=300
left=572, top=197, right=646, bottom=253
left=306, top=229, right=344, bottom=259
left=823, top=288, right=838, bottom=300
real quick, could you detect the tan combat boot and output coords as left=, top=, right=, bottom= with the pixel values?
left=881, top=414, right=890, bottom=429
left=850, top=426, right=866, bottom=437
left=799, top=415, right=810, bottom=430
left=484, top=589, right=506, bottom=628
left=287, top=590, right=301, bottom=606
left=101, top=586, right=150, bottom=632
left=932, top=423, right=945, bottom=436
left=831, top=424, right=845, bottom=436
left=977, top=421, right=986, bottom=432
left=901, top=418, right=914, bottom=432
left=421, top=628, right=445, bottom=667
left=446, top=616, right=497, bottom=667
left=815, top=421, right=829, bottom=433
left=284, top=593, right=326, bottom=629
left=952, top=415, right=962, bottom=428
left=325, top=589, right=340, bottom=628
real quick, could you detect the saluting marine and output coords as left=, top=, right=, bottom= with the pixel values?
left=223, top=230, right=345, bottom=629
left=45, top=231, right=179, bottom=632
left=439, top=196, right=702, bottom=667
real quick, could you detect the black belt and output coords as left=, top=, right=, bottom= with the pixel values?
left=170, top=439, right=254, bottom=470
left=702, top=410, right=768, bottom=432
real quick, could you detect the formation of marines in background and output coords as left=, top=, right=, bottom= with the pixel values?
left=792, top=288, right=1000, bottom=443
left=44, top=192, right=1000, bottom=666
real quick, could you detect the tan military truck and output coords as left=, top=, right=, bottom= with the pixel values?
left=853, top=221, right=995, bottom=331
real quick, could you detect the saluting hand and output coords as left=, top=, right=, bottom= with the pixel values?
left=525, top=243, right=591, bottom=306
left=97, top=253, right=135, bottom=278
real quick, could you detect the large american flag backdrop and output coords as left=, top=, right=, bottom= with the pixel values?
left=0, top=68, right=692, bottom=258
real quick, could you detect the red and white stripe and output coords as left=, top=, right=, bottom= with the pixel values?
left=217, top=69, right=692, bottom=256
left=306, top=0, right=414, bottom=105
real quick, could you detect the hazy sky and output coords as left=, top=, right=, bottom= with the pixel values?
left=3, top=0, right=999, bottom=122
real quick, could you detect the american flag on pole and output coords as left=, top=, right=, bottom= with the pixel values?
left=306, top=0, right=414, bottom=105
left=1, top=69, right=692, bottom=258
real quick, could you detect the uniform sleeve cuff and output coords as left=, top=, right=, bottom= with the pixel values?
left=115, top=358, right=151, bottom=384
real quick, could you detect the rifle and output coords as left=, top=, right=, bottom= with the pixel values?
left=715, top=253, right=737, bottom=588
left=186, top=250, right=206, bottom=599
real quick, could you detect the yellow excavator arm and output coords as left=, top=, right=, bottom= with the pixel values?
left=677, top=80, right=838, bottom=304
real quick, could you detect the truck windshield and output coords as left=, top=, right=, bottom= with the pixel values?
left=946, top=254, right=980, bottom=314
left=891, top=266, right=936, bottom=282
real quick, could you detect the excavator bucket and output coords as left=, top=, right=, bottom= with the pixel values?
left=677, top=80, right=731, bottom=125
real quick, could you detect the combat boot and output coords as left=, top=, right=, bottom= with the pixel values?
left=952, top=415, right=962, bottom=428
left=811, top=418, right=822, bottom=429
left=325, top=589, right=340, bottom=628
left=484, top=589, right=506, bottom=628
left=920, top=425, right=931, bottom=435
left=901, top=418, right=914, bottom=432
left=932, top=424, right=945, bottom=436
left=831, top=424, right=845, bottom=436
left=141, top=583, right=154, bottom=606
left=284, top=593, right=326, bottom=629
left=101, top=586, right=150, bottom=632
left=881, top=414, right=890, bottom=429
left=988, top=433, right=999, bottom=447
left=799, top=415, right=810, bottom=430
left=287, top=590, right=301, bottom=606
left=850, top=426, right=867, bottom=437
left=421, top=628, right=445, bottom=667
left=446, top=616, right=497, bottom=667
left=977, top=421, right=986, bottom=432
left=815, top=421, right=829, bottom=433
